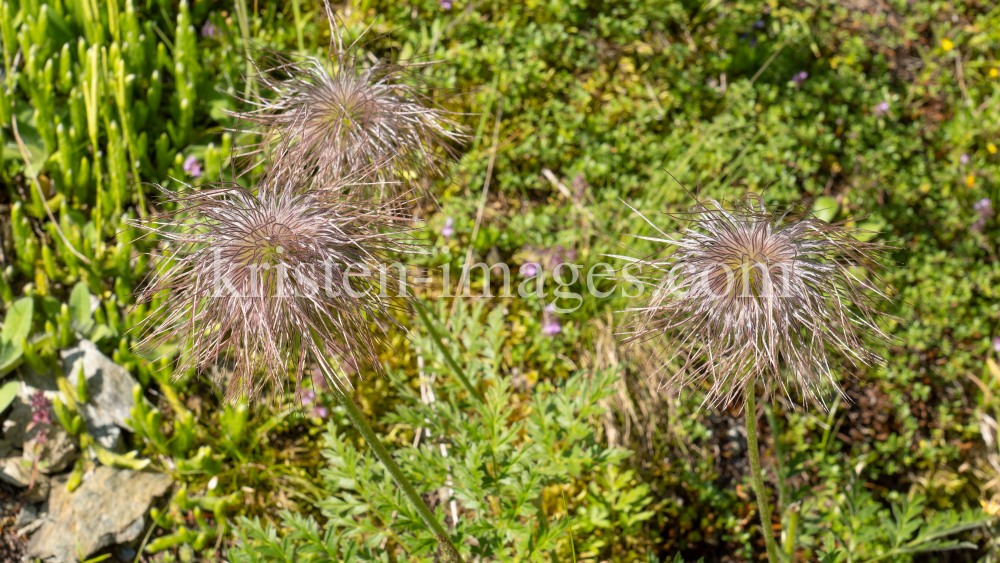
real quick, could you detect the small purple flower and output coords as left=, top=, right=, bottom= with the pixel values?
left=975, top=198, right=992, bottom=217
left=28, top=391, right=52, bottom=445
left=994, top=336, right=1000, bottom=353
left=972, top=198, right=993, bottom=231
left=792, top=71, right=808, bottom=87
left=520, top=262, right=539, bottom=277
left=201, top=21, right=217, bottom=38
left=183, top=156, right=201, bottom=178
left=439, top=0, right=452, bottom=9
left=752, top=19, right=765, bottom=30
left=30, top=391, right=51, bottom=426
left=874, top=101, right=890, bottom=115
left=301, top=389, right=316, bottom=405
left=960, top=153, right=970, bottom=165
left=542, top=320, right=561, bottom=336
left=969, top=197, right=993, bottom=233
left=441, top=217, right=454, bottom=238
left=542, top=303, right=561, bottom=335
left=313, top=406, right=329, bottom=419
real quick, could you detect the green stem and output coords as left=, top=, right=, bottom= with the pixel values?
left=745, top=385, right=781, bottom=563
left=327, top=375, right=463, bottom=563
left=233, top=0, right=257, bottom=99
left=783, top=508, right=799, bottom=556
left=415, top=302, right=486, bottom=404
left=291, top=0, right=305, bottom=54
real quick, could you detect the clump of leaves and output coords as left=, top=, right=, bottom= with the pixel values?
left=228, top=301, right=656, bottom=563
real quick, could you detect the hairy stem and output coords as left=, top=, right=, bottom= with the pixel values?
left=415, top=302, right=486, bottom=404
left=327, top=376, right=463, bottom=563
left=745, top=385, right=781, bottom=563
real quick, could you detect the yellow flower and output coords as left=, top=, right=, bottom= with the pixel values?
left=920, top=183, right=931, bottom=193
left=991, top=68, right=999, bottom=78
left=942, top=38, right=954, bottom=51
left=982, top=499, right=1000, bottom=517
left=989, top=143, right=998, bottom=154
left=967, top=174, right=976, bottom=187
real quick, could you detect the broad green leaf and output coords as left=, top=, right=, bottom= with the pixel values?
left=0, top=380, right=19, bottom=414
left=89, top=325, right=115, bottom=343
left=0, top=342, right=24, bottom=377
left=1, top=298, right=34, bottom=345
left=856, top=221, right=885, bottom=242
left=812, top=196, right=840, bottom=223
left=69, top=282, right=95, bottom=334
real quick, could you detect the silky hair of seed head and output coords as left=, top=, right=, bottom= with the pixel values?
left=128, top=178, right=421, bottom=403
left=228, top=3, right=467, bottom=199
left=618, top=192, right=898, bottom=410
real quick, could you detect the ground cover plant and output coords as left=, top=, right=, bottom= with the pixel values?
left=1, top=0, right=1000, bottom=561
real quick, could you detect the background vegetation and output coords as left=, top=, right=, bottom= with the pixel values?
left=1, top=0, right=1000, bottom=561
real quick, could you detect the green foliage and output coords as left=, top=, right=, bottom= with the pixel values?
left=0, top=296, right=32, bottom=374
left=1, top=0, right=999, bottom=560
left=813, top=486, right=988, bottom=563
left=229, top=301, right=654, bottom=562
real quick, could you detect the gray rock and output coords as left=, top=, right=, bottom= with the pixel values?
left=15, top=500, right=47, bottom=535
left=2, top=397, right=33, bottom=445
left=3, top=394, right=77, bottom=472
left=0, top=438, right=13, bottom=458
left=61, top=340, right=139, bottom=451
left=2, top=384, right=78, bottom=472
left=26, top=466, right=172, bottom=563
left=0, top=457, right=50, bottom=502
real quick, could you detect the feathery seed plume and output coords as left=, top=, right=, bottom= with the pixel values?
left=130, top=177, right=419, bottom=402
left=621, top=192, right=896, bottom=409
left=229, top=5, right=466, bottom=198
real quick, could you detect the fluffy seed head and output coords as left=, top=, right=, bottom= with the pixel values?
left=130, top=178, right=419, bottom=402
left=230, top=10, right=466, bottom=197
left=621, top=193, right=897, bottom=409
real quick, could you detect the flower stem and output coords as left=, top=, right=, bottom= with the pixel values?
left=328, top=376, right=463, bottom=563
left=745, top=385, right=781, bottom=563
left=415, top=302, right=486, bottom=404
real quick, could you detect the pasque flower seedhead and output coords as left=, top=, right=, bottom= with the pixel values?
left=129, top=176, right=419, bottom=402
left=229, top=5, right=466, bottom=199
left=621, top=192, right=897, bottom=409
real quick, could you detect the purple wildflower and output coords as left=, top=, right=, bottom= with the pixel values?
left=302, top=389, right=316, bottom=405
left=960, top=153, right=970, bottom=165
left=439, top=0, right=452, bottom=9
left=27, top=391, right=52, bottom=445
left=874, top=101, right=890, bottom=115
left=30, top=391, right=51, bottom=426
left=183, top=156, right=201, bottom=178
left=313, top=406, right=329, bottom=418
left=752, top=19, right=765, bottom=29
left=543, top=320, right=561, bottom=336
left=994, top=336, right=1000, bottom=353
left=521, top=262, right=539, bottom=277
left=972, top=198, right=993, bottom=231
left=441, top=217, right=454, bottom=238
left=792, top=71, right=808, bottom=87
left=542, top=303, right=561, bottom=335
left=548, top=251, right=564, bottom=269
left=975, top=198, right=992, bottom=217
left=201, top=21, right=217, bottom=38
